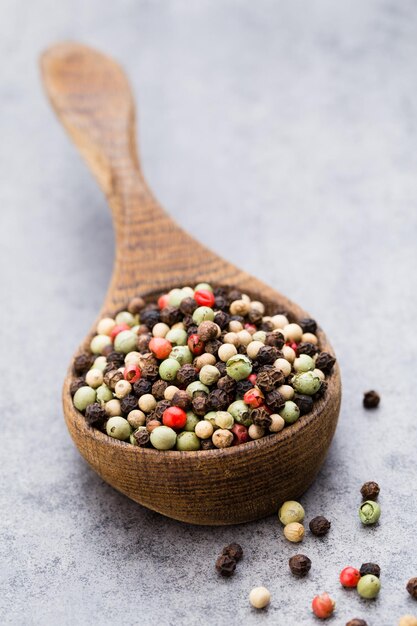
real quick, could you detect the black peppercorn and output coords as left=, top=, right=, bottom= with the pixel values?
left=360, top=563, right=381, bottom=578
left=133, top=379, right=153, bottom=397
left=229, top=314, right=245, bottom=324
left=309, top=516, right=331, bottom=537
left=171, top=390, right=190, bottom=410
left=360, top=481, right=380, bottom=501
left=265, top=331, right=285, bottom=349
left=406, top=577, right=417, bottom=599
left=217, top=376, right=236, bottom=395
left=204, top=339, right=221, bottom=356
left=70, top=377, right=85, bottom=396
left=294, top=393, right=314, bottom=415
left=346, top=620, right=367, bottom=626
left=152, top=379, right=168, bottom=400
left=179, top=297, right=197, bottom=316
left=103, top=369, right=123, bottom=390
left=140, top=355, right=159, bottom=381
left=192, top=392, right=209, bottom=416
left=289, top=554, right=312, bottom=577
left=106, top=351, right=125, bottom=368
left=134, top=428, right=150, bottom=447
left=197, top=321, right=218, bottom=342
left=136, top=324, right=151, bottom=336
left=296, top=342, right=319, bottom=357
left=265, top=389, right=285, bottom=412
left=236, top=379, right=254, bottom=397
left=248, top=308, right=263, bottom=324
left=260, top=320, right=274, bottom=332
left=257, top=345, right=279, bottom=365
left=127, top=296, right=145, bottom=314
left=313, top=380, right=327, bottom=400
left=73, top=353, right=94, bottom=375
left=160, top=306, right=182, bottom=326
left=227, top=288, right=242, bottom=303
left=215, top=554, right=237, bottom=577
left=200, top=439, right=216, bottom=450
left=215, top=361, right=227, bottom=377
left=315, top=352, right=336, bottom=375
left=85, top=403, right=107, bottom=429
left=214, top=310, right=230, bottom=330
left=102, top=344, right=114, bottom=358
left=214, top=295, right=228, bottom=311
left=299, top=318, right=317, bottom=334
left=176, top=364, right=198, bottom=387
left=251, top=407, right=272, bottom=429
left=222, top=543, right=243, bottom=562
left=256, top=366, right=285, bottom=392
left=363, top=390, right=380, bottom=409
left=137, top=334, right=151, bottom=353
left=208, top=388, right=229, bottom=411
left=152, top=400, right=171, bottom=420
left=140, top=309, right=160, bottom=329
left=120, top=394, right=139, bottom=415
left=186, top=323, right=199, bottom=336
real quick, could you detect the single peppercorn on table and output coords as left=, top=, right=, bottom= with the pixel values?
left=42, top=42, right=341, bottom=525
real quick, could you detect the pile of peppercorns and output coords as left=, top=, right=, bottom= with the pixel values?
left=71, top=283, right=336, bottom=451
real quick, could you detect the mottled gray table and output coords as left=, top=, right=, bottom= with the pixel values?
left=2, top=1, right=417, bottom=624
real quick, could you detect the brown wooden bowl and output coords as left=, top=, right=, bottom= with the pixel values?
left=42, top=42, right=341, bottom=525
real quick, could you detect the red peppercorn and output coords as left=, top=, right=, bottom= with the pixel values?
left=149, top=337, right=172, bottom=360
left=193, top=289, right=215, bottom=308
left=243, top=388, right=264, bottom=408
left=286, top=341, right=298, bottom=350
left=244, top=323, right=257, bottom=332
left=110, top=323, right=130, bottom=341
left=339, top=567, right=361, bottom=588
left=162, top=406, right=187, bottom=429
left=187, top=333, right=205, bottom=355
left=231, top=423, right=249, bottom=445
left=158, top=294, right=169, bottom=309
left=312, top=593, right=335, bottom=619
left=124, top=363, right=141, bottom=383
left=248, top=374, right=257, bottom=385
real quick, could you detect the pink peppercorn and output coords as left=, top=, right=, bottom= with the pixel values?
left=110, top=323, right=130, bottom=341
left=193, top=289, right=215, bottom=308
left=124, top=363, right=141, bottom=383
left=231, top=423, right=249, bottom=445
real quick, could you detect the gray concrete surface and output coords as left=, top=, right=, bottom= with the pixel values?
left=2, top=1, right=417, bottom=624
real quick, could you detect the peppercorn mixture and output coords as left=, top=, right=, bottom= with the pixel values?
left=70, top=284, right=336, bottom=451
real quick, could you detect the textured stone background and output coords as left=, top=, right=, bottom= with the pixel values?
left=2, top=1, right=417, bottom=624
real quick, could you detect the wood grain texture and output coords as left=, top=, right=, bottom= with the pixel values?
left=41, top=42, right=341, bottom=525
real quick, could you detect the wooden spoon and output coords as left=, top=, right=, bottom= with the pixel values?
left=41, top=42, right=341, bottom=525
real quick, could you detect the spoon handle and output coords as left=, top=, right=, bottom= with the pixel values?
left=41, top=42, right=232, bottom=308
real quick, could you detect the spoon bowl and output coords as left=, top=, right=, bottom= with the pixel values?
left=41, top=42, right=341, bottom=525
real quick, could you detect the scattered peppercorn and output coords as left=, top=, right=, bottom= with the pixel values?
left=222, top=543, right=243, bottom=562
left=312, top=592, right=335, bottom=619
left=407, top=578, right=417, bottom=599
left=363, top=390, right=380, bottom=408
left=360, top=481, right=380, bottom=500
left=289, top=554, right=311, bottom=577
left=309, top=516, right=331, bottom=537
left=71, top=284, right=334, bottom=450
left=358, top=564, right=380, bottom=581
left=359, top=500, right=381, bottom=525
left=346, top=620, right=367, bottom=626
left=215, top=554, right=237, bottom=577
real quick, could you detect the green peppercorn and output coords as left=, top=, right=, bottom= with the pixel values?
left=165, top=328, right=188, bottom=346
left=150, top=425, right=177, bottom=450
left=214, top=411, right=234, bottom=429
left=292, top=371, right=322, bottom=395
left=194, top=282, right=213, bottom=292
left=192, top=306, right=215, bottom=324
left=106, top=416, right=132, bottom=440
left=176, top=431, right=201, bottom=451
left=252, top=330, right=267, bottom=342
left=168, top=288, right=186, bottom=307
left=96, top=384, right=113, bottom=404
left=226, top=354, right=252, bottom=381
left=199, top=364, right=220, bottom=386
left=359, top=500, right=381, bottom=525
left=357, top=574, right=381, bottom=599
left=170, top=345, right=193, bottom=365
left=159, top=358, right=181, bottom=381
left=279, top=401, right=300, bottom=424
left=204, top=411, right=218, bottom=428
left=115, top=311, right=136, bottom=327
left=227, top=400, right=252, bottom=427
left=73, top=386, right=97, bottom=411
left=114, top=329, right=138, bottom=354
left=186, top=381, right=210, bottom=397
left=293, top=354, right=315, bottom=372
left=184, top=411, right=200, bottom=432
left=90, top=334, right=112, bottom=355
left=279, top=500, right=305, bottom=525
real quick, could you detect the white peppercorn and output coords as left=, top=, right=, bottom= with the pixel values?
left=195, top=420, right=214, bottom=439
left=127, top=409, right=146, bottom=428
left=212, top=429, right=234, bottom=448
left=194, top=353, right=217, bottom=369
left=230, top=299, right=250, bottom=316
left=97, top=317, right=116, bottom=336
left=214, top=411, right=234, bottom=429
left=237, top=330, right=253, bottom=346
left=282, top=345, right=296, bottom=363
left=90, top=334, right=112, bottom=355
left=249, top=586, right=271, bottom=609
left=248, top=424, right=264, bottom=439
left=277, top=384, right=294, bottom=400
left=223, top=332, right=239, bottom=345
left=199, top=364, right=220, bottom=386
left=302, top=332, right=318, bottom=344
left=252, top=330, right=266, bottom=342
left=114, top=379, right=132, bottom=399
left=138, top=393, right=157, bottom=413
left=218, top=343, right=237, bottom=362
left=85, top=368, right=104, bottom=389
left=152, top=322, right=170, bottom=338
left=246, top=341, right=264, bottom=359
left=274, top=358, right=292, bottom=377
left=271, top=314, right=289, bottom=329
left=164, top=385, right=180, bottom=401
left=229, top=320, right=244, bottom=333
left=105, top=398, right=122, bottom=417
left=269, top=414, right=285, bottom=432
